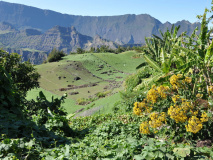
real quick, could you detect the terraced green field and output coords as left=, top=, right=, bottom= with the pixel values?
left=27, top=51, right=144, bottom=114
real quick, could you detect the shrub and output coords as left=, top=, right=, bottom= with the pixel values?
left=124, top=66, right=152, bottom=92
left=76, top=48, right=85, bottom=54
left=47, top=48, right=66, bottom=62
left=134, top=74, right=213, bottom=142
left=96, top=90, right=112, bottom=98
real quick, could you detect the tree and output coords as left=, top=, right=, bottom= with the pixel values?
left=0, top=64, right=19, bottom=109
left=76, top=48, right=84, bottom=54
left=89, top=47, right=95, bottom=53
left=96, top=47, right=100, bottom=53
left=0, top=50, right=40, bottom=96
left=115, top=46, right=125, bottom=53
left=47, top=48, right=66, bottom=62
left=100, top=45, right=109, bottom=52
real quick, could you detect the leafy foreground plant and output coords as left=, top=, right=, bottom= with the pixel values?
left=129, top=5, right=213, bottom=159
left=0, top=49, right=75, bottom=159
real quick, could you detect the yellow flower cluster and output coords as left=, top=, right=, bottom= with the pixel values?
left=147, top=85, right=158, bottom=104
left=168, top=105, right=188, bottom=123
left=149, top=112, right=166, bottom=129
left=208, top=86, right=213, bottom=94
left=183, top=77, right=192, bottom=84
left=133, top=102, right=141, bottom=115
left=157, top=85, right=169, bottom=99
left=147, top=85, right=169, bottom=104
left=170, top=74, right=192, bottom=90
left=172, top=95, right=180, bottom=103
left=170, top=74, right=181, bottom=90
left=200, top=112, right=208, bottom=122
left=189, top=109, right=198, bottom=116
left=169, top=98, right=208, bottom=133
left=134, top=74, right=210, bottom=135
left=133, top=101, right=152, bottom=116
left=170, top=74, right=180, bottom=86
left=139, top=112, right=166, bottom=134
left=185, top=116, right=203, bottom=134
left=196, top=93, right=203, bottom=98
left=140, top=121, right=150, bottom=134
left=168, top=100, right=193, bottom=123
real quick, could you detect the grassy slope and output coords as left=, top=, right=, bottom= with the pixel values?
left=27, top=88, right=121, bottom=115
left=93, top=51, right=143, bottom=73
left=27, top=51, right=144, bottom=114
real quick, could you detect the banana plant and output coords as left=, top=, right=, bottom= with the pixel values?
left=174, top=9, right=213, bottom=96
left=135, top=25, right=182, bottom=88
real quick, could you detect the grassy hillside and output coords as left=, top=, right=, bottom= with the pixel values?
left=27, top=51, right=144, bottom=114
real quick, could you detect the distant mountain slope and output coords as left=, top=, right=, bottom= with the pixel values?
left=0, top=22, right=17, bottom=33
left=4, top=47, right=47, bottom=64
left=0, top=1, right=201, bottom=44
left=0, top=23, right=117, bottom=54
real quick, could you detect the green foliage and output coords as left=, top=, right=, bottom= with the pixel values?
left=173, top=9, right=213, bottom=97
left=76, top=97, right=89, bottom=105
left=0, top=65, right=17, bottom=109
left=31, top=93, right=74, bottom=136
left=46, top=48, right=66, bottom=62
left=76, top=97, right=97, bottom=105
left=76, top=47, right=84, bottom=54
left=135, top=25, right=182, bottom=89
left=96, top=90, right=112, bottom=98
left=124, top=66, right=152, bottom=92
left=89, top=47, right=95, bottom=53
left=0, top=50, right=40, bottom=96
left=0, top=48, right=75, bottom=159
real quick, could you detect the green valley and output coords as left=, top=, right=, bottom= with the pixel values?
left=27, top=51, right=144, bottom=115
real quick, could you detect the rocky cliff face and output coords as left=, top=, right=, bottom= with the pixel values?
left=4, top=48, right=47, bottom=64
left=0, top=1, right=201, bottom=44
left=0, top=23, right=118, bottom=54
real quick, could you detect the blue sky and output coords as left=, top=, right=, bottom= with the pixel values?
left=1, top=0, right=212, bottom=24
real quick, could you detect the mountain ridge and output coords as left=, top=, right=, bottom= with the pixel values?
left=0, top=1, right=201, bottom=44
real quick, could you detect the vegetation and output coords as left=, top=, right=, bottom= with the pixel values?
left=72, top=45, right=132, bottom=54
left=0, top=50, right=74, bottom=159
left=1, top=2, right=213, bottom=160
left=45, top=48, right=66, bottom=63
left=0, top=50, right=40, bottom=96
left=126, top=5, right=213, bottom=158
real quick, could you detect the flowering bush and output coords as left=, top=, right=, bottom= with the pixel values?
left=134, top=74, right=212, bottom=141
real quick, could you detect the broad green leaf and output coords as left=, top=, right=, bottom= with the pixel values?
left=205, top=39, right=213, bottom=63
left=173, top=147, right=190, bottom=157
left=39, top=91, right=47, bottom=100
left=143, top=55, right=162, bottom=72
left=134, top=155, right=144, bottom=160
left=65, top=144, right=70, bottom=158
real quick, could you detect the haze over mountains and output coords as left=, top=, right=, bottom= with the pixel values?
left=0, top=1, right=201, bottom=64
